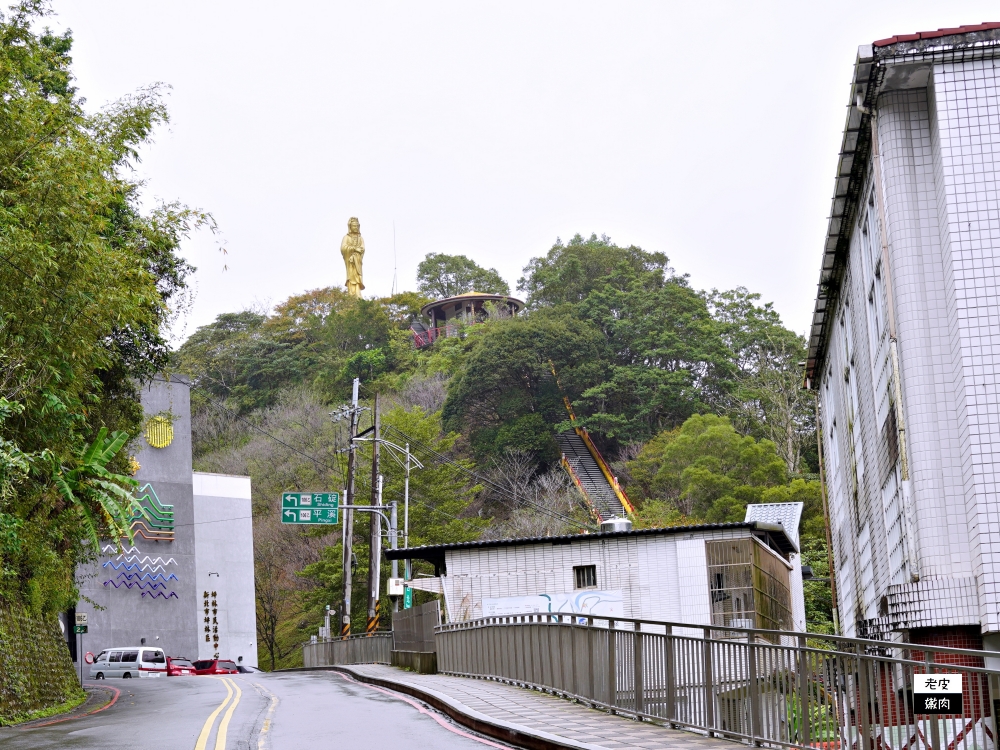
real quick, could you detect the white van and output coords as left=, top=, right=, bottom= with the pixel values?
left=90, top=647, right=167, bottom=679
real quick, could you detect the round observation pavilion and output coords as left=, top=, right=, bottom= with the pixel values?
left=411, top=291, right=525, bottom=346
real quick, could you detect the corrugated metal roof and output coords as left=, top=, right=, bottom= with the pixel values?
left=385, top=521, right=797, bottom=565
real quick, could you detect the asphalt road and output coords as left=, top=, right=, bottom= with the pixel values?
left=0, top=671, right=511, bottom=750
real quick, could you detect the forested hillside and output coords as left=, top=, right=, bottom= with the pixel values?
left=174, top=233, right=834, bottom=669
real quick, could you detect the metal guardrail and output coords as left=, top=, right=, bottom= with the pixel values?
left=302, top=633, right=392, bottom=668
left=437, top=614, right=1000, bottom=750
left=392, top=600, right=440, bottom=653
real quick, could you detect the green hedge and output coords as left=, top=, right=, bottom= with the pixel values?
left=0, top=606, right=84, bottom=725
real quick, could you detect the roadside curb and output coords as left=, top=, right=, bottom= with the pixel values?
left=325, top=665, right=607, bottom=750
left=15, top=685, right=120, bottom=730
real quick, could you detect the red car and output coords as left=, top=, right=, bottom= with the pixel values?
left=192, top=659, right=239, bottom=675
left=166, top=656, right=197, bottom=676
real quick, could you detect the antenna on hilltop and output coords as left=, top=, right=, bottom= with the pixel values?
left=391, top=221, right=398, bottom=296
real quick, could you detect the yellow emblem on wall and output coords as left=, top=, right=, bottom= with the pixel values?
left=144, top=415, right=174, bottom=448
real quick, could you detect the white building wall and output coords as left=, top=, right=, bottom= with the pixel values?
left=193, top=472, right=258, bottom=667
left=440, top=528, right=778, bottom=630
left=929, top=59, right=1000, bottom=632
left=818, top=49, right=1000, bottom=637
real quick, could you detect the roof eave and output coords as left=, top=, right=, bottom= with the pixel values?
left=385, top=521, right=797, bottom=562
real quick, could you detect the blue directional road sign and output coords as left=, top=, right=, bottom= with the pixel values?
left=281, top=492, right=339, bottom=524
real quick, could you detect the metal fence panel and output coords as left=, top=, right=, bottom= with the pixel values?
left=392, top=601, right=440, bottom=652
left=302, top=633, right=392, bottom=667
left=436, top=613, right=1000, bottom=750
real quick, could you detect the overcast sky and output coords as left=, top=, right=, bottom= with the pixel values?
left=50, top=1, right=999, bottom=343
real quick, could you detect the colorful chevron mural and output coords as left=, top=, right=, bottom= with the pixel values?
left=114, top=556, right=177, bottom=565
left=103, top=580, right=167, bottom=590
left=131, top=484, right=174, bottom=542
left=101, top=544, right=180, bottom=599
left=116, top=572, right=178, bottom=583
left=102, top=545, right=139, bottom=555
left=141, top=591, right=178, bottom=600
left=102, top=561, right=174, bottom=573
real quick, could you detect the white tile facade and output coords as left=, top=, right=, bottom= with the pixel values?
left=817, top=43, right=1000, bottom=637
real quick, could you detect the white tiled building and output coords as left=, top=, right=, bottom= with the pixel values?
left=806, top=23, right=1000, bottom=651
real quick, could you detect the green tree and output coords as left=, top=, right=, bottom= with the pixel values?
left=709, top=288, right=815, bottom=474
left=518, top=233, right=670, bottom=308
left=175, top=289, right=416, bottom=415
left=172, top=311, right=293, bottom=414
left=417, top=253, right=510, bottom=298
left=300, top=405, right=484, bottom=631
left=442, top=314, right=607, bottom=463
left=628, top=414, right=789, bottom=521
left=0, top=1, right=205, bottom=614
left=574, top=266, right=731, bottom=443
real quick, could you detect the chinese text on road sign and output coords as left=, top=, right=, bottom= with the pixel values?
left=281, top=492, right=339, bottom=524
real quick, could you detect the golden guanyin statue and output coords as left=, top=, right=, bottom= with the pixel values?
left=341, top=217, right=365, bottom=297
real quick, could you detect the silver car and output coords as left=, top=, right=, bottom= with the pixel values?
left=90, top=647, right=166, bottom=679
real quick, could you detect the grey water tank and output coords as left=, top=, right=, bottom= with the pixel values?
left=600, top=517, right=633, bottom=533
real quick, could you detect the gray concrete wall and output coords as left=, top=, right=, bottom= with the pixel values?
left=193, top=472, right=258, bottom=667
left=75, top=378, right=257, bottom=665
left=76, top=376, right=198, bottom=659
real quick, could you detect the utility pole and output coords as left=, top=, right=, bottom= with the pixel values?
left=366, top=393, right=381, bottom=633
left=390, top=498, right=399, bottom=613
left=341, top=378, right=360, bottom=637
left=404, top=443, right=412, bottom=585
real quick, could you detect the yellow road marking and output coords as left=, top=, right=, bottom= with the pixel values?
left=215, top=678, right=242, bottom=750
left=252, top=682, right=279, bottom=750
left=194, top=678, right=233, bottom=750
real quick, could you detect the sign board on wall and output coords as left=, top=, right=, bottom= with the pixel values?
left=483, top=590, right=624, bottom=618
left=913, top=674, right=963, bottom=714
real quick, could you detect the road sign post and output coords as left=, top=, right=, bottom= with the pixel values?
left=281, top=492, right=339, bottom=525
left=74, top=613, right=87, bottom=684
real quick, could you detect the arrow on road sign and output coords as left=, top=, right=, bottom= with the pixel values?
left=284, top=509, right=296, bottom=520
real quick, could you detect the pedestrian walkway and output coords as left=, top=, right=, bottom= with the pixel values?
left=336, top=664, right=739, bottom=750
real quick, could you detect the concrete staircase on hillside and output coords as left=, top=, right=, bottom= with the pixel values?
left=556, top=431, right=625, bottom=520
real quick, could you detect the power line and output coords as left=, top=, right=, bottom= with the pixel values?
left=383, top=423, right=595, bottom=531
left=158, top=376, right=348, bottom=485
left=160, top=377, right=481, bottom=533
left=355, top=381, right=593, bottom=529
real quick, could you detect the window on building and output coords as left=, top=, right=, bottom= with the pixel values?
left=706, top=539, right=792, bottom=641
left=574, top=565, right=597, bottom=589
